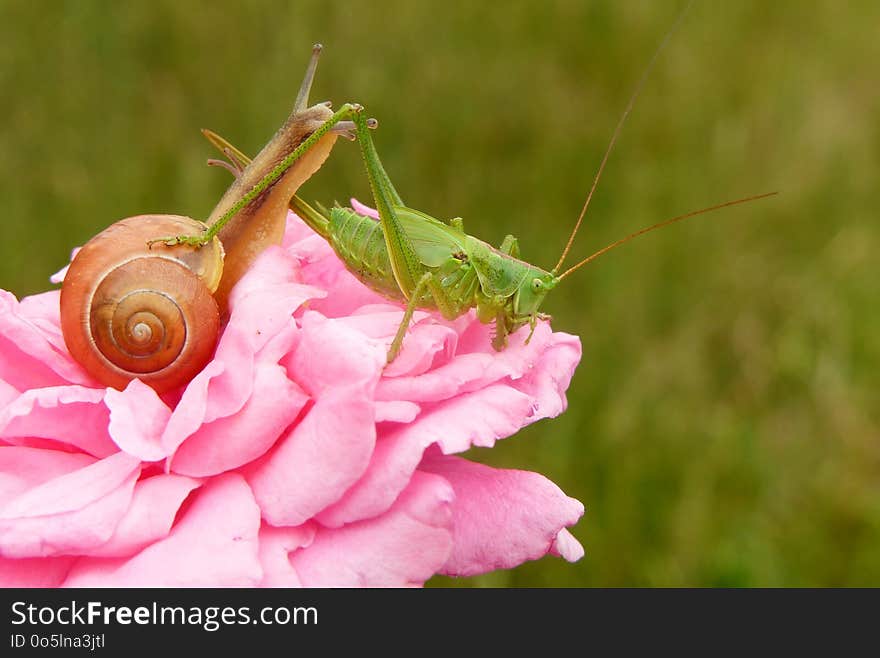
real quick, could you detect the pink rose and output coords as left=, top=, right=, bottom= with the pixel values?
left=0, top=205, right=584, bottom=587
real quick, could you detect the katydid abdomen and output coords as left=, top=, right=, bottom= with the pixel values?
left=327, top=207, right=405, bottom=302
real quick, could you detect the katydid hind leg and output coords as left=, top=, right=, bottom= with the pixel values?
left=387, top=266, right=471, bottom=363
left=353, top=111, right=426, bottom=299
left=388, top=272, right=433, bottom=363
left=388, top=264, right=477, bottom=363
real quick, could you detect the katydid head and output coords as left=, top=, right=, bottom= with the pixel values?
left=512, top=267, right=559, bottom=322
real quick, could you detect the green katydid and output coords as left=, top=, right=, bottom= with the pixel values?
left=292, top=111, right=773, bottom=363
left=156, top=32, right=775, bottom=364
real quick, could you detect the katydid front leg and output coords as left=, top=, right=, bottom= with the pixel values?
left=146, top=103, right=364, bottom=250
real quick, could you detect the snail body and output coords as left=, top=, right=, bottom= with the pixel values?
left=206, top=101, right=337, bottom=309
left=59, top=45, right=339, bottom=394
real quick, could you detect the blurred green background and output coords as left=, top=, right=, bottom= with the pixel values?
left=1, top=1, right=878, bottom=586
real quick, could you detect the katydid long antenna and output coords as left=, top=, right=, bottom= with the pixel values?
left=555, top=192, right=778, bottom=281
left=552, top=2, right=694, bottom=275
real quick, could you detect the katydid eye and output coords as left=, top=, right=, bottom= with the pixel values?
left=531, top=278, right=543, bottom=291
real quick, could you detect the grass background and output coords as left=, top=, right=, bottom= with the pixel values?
left=1, top=1, right=877, bottom=586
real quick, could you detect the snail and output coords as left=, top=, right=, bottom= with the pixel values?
left=59, top=44, right=351, bottom=394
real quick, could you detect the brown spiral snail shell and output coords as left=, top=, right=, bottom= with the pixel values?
left=59, top=45, right=341, bottom=394
left=60, top=215, right=224, bottom=394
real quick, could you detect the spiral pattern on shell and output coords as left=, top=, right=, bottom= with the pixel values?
left=60, top=215, right=224, bottom=394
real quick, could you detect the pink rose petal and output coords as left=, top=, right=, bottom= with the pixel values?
left=339, top=309, right=458, bottom=378
left=200, top=249, right=323, bottom=421
left=0, top=290, right=96, bottom=389
left=374, top=400, right=420, bottom=423
left=350, top=198, right=380, bottom=219
left=159, top=360, right=225, bottom=457
left=375, top=321, right=578, bottom=405
left=314, top=430, right=422, bottom=528
left=49, top=248, right=80, bottom=284
left=227, top=245, right=326, bottom=320
left=257, top=524, right=316, bottom=588
left=246, top=387, right=376, bottom=526
left=404, top=384, right=538, bottom=454
left=85, top=474, right=201, bottom=557
left=246, top=314, right=384, bottom=526
left=419, top=455, right=583, bottom=577
left=317, top=384, right=536, bottom=527
left=289, top=471, right=454, bottom=587
left=419, top=456, right=584, bottom=576
left=0, top=385, right=115, bottom=457
left=105, top=379, right=172, bottom=461
left=284, top=311, right=386, bottom=397
left=170, top=363, right=308, bottom=476
left=0, top=556, right=76, bottom=587
left=286, top=231, right=388, bottom=318
left=0, top=378, right=18, bottom=407
left=0, top=451, right=141, bottom=557
left=18, top=291, right=66, bottom=342
left=506, top=326, right=582, bottom=420
left=0, top=446, right=95, bottom=501
left=551, top=527, right=585, bottom=563
left=63, top=473, right=261, bottom=587
left=281, top=210, right=321, bottom=247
